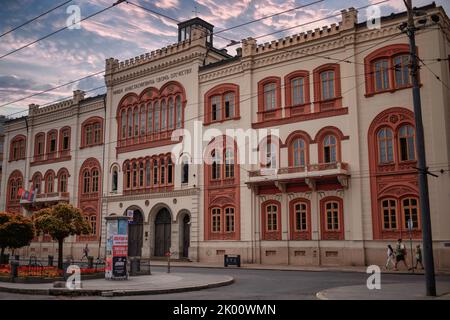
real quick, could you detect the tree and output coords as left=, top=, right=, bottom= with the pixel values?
left=0, top=212, right=35, bottom=263
left=33, top=203, right=91, bottom=269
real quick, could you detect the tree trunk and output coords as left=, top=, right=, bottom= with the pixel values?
left=0, top=247, right=5, bottom=264
left=58, top=238, right=64, bottom=270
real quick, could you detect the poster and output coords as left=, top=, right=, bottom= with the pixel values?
left=105, top=217, right=128, bottom=280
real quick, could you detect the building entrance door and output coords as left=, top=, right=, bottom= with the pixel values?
left=154, top=208, right=171, bottom=257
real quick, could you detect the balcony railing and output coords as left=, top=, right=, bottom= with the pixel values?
left=20, top=192, right=70, bottom=204
left=248, top=162, right=349, bottom=180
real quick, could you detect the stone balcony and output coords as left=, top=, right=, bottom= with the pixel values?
left=20, top=192, right=70, bottom=206
left=247, top=162, right=350, bottom=190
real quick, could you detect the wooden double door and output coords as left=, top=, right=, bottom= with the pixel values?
left=154, top=208, right=171, bottom=257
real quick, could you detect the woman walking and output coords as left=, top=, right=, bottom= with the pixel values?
left=385, top=244, right=395, bottom=270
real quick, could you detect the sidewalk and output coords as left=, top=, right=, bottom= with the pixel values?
left=0, top=272, right=234, bottom=297
left=316, top=281, right=450, bottom=300
left=147, top=260, right=450, bottom=276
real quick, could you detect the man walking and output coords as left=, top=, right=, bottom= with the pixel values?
left=394, top=239, right=409, bottom=271
left=81, top=244, right=89, bottom=260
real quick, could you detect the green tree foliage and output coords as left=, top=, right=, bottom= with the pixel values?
left=33, top=203, right=91, bottom=269
left=0, top=212, right=35, bottom=262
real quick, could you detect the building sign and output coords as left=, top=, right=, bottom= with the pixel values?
left=112, top=68, right=192, bottom=96
left=105, top=216, right=129, bottom=280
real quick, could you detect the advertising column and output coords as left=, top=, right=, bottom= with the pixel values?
left=105, top=216, right=129, bottom=280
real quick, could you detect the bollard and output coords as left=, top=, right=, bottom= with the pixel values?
left=166, top=252, right=171, bottom=273
left=87, top=256, right=94, bottom=269
left=130, top=258, right=140, bottom=276
left=48, top=255, right=54, bottom=267
left=10, top=261, right=19, bottom=279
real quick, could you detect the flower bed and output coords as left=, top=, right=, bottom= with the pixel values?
left=0, top=264, right=105, bottom=278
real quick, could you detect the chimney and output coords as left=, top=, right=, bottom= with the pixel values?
left=28, top=103, right=39, bottom=115
left=242, top=37, right=257, bottom=57
left=341, top=7, right=358, bottom=30
left=73, top=90, right=85, bottom=104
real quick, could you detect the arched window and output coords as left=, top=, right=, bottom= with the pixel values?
left=168, top=98, right=174, bottom=129
left=125, top=162, right=131, bottom=189
left=224, top=92, right=235, bottom=119
left=225, top=207, right=235, bottom=232
left=92, top=169, right=99, bottom=193
left=167, top=157, right=173, bottom=184
left=112, top=167, right=118, bottom=192
left=153, top=159, right=159, bottom=185
left=133, top=107, right=139, bottom=137
left=47, top=131, right=57, bottom=157
left=127, top=109, right=133, bottom=137
left=154, top=101, right=160, bottom=132
left=176, top=96, right=182, bottom=128
left=10, top=135, right=26, bottom=161
left=161, top=99, right=167, bottom=131
left=377, top=127, right=394, bottom=163
left=32, top=173, right=42, bottom=194
left=320, top=70, right=335, bottom=100
left=211, top=150, right=221, bottom=180
left=323, top=135, right=337, bottom=163
left=83, top=170, right=90, bottom=194
left=394, top=54, right=411, bottom=88
left=59, top=173, right=67, bottom=193
left=292, top=138, right=306, bottom=167
left=82, top=117, right=103, bottom=148
left=146, top=160, right=151, bottom=187
left=374, top=59, right=390, bottom=92
left=211, top=208, right=221, bottom=233
left=402, top=197, right=419, bottom=229
left=160, top=158, right=166, bottom=185
left=398, top=125, right=415, bottom=161
left=34, top=133, right=45, bottom=160
left=90, top=216, right=97, bottom=235
left=211, top=95, right=221, bottom=121
left=45, top=171, right=55, bottom=193
left=140, top=105, right=146, bottom=136
left=121, top=110, right=127, bottom=139
left=291, top=77, right=305, bottom=106
left=132, top=162, right=137, bottom=188
left=324, top=201, right=339, bottom=231
left=182, top=158, right=189, bottom=184
left=139, top=161, right=144, bottom=187
left=263, top=83, right=277, bottom=111
left=147, top=103, right=153, bottom=134
left=381, top=198, right=397, bottom=230
left=10, top=180, right=17, bottom=201
left=225, top=148, right=234, bottom=178
left=60, top=127, right=71, bottom=155
left=364, top=44, right=413, bottom=96
left=294, top=202, right=308, bottom=232
left=266, top=204, right=278, bottom=232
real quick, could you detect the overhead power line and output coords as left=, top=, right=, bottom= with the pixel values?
left=0, top=0, right=125, bottom=60
left=0, top=0, right=73, bottom=39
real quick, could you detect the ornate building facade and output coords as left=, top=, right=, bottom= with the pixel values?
left=1, top=4, right=450, bottom=269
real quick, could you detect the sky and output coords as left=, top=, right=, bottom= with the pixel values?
left=0, top=0, right=448, bottom=117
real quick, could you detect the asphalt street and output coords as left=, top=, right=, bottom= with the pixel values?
left=0, top=266, right=448, bottom=300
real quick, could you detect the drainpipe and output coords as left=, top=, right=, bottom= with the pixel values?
left=98, top=94, right=107, bottom=260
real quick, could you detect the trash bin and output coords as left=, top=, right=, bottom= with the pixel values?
left=48, top=255, right=54, bottom=267
left=87, top=256, right=94, bottom=269
left=130, top=258, right=140, bottom=276
left=10, top=261, right=19, bottom=278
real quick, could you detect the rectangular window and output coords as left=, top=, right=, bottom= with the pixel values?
left=182, top=161, right=189, bottom=184
left=267, top=205, right=278, bottom=231
left=140, top=106, right=146, bottom=136
left=168, top=99, right=174, bottom=129
left=94, top=123, right=101, bottom=144
left=147, top=104, right=153, bottom=134
left=295, top=203, right=307, bottom=231
left=154, top=102, right=160, bottom=132
left=86, top=125, right=93, bottom=145
left=62, top=132, right=70, bottom=150
left=161, top=100, right=167, bottom=131
left=382, top=199, right=397, bottom=230
left=146, top=161, right=151, bottom=187
left=394, top=55, right=411, bottom=87
left=153, top=160, right=158, bottom=185
left=224, top=93, right=234, bottom=118
left=176, top=96, right=182, bottom=128
left=50, top=135, right=57, bottom=152
left=403, top=198, right=419, bottom=229
left=321, top=71, right=335, bottom=100
left=325, top=202, right=339, bottom=231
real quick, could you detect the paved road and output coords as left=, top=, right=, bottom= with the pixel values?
left=0, top=266, right=448, bottom=300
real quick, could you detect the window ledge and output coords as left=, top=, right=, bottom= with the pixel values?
left=365, top=84, right=422, bottom=97
left=204, top=116, right=241, bottom=126
left=30, top=155, right=72, bottom=167
left=80, top=142, right=104, bottom=149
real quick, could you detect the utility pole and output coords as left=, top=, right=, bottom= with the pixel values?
left=404, top=0, right=436, bottom=296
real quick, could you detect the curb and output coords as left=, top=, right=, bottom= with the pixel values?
left=148, top=263, right=446, bottom=276
left=0, top=276, right=234, bottom=297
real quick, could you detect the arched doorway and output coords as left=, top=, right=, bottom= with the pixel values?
left=126, top=208, right=144, bottom=257
left=154, top=208, right=171, bottom=257
left=182, top=215, right=190, bottom=258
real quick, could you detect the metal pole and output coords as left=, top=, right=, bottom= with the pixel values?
left=405, top=0, right=436, bottom=296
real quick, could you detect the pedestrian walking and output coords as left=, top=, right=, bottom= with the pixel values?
left=394, top=239, right=409, bottom=271
left=385, top=244, right=395, bottom=270
left=81, top=244, right=89, bottom=260
left=414, top=244, right=424, bottom=270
